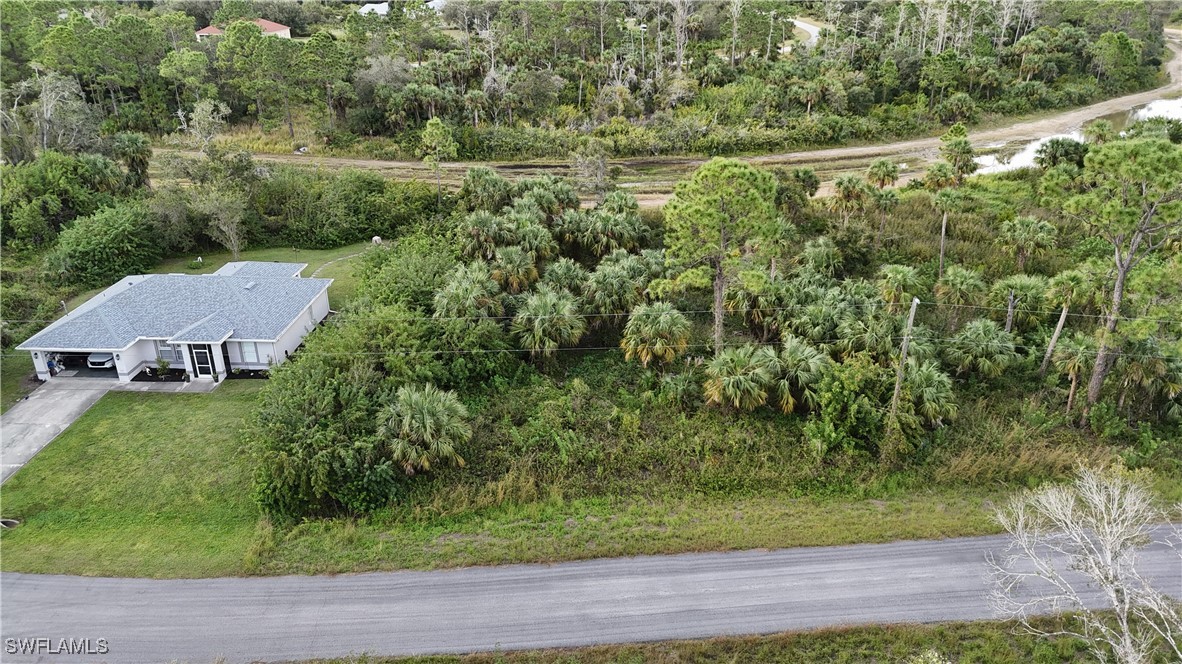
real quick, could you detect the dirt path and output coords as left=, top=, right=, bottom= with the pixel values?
left=160, top=30, right=1179, bottom=208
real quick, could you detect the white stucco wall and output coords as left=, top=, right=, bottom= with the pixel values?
left=115, top=339, right=157, bottom=382
left=270, top=288, right=330, bottom=366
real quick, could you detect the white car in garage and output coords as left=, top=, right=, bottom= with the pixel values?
left=86, top=352, right=115, bottom=369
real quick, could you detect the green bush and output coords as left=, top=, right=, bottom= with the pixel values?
left=44, top=203, right=160, bottom=287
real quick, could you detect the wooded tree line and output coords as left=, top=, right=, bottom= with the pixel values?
left=1, top=0, right=1171, bottom=161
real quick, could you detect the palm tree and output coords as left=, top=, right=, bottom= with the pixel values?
left=872, top=188, right=898, bottom=250
left=771, top=335, right=830, bottom=413
left=1113, top=338, right=1181, bottom=414
left=514, top=221, right=558, bottom=261
left=904, top=358, right=958, bottom=427
left=112, top=132, right=152, bottom=189
left=935, top=265, right=985, bottom=331
left=933, top=189, right=960, bottom=279
left=703, top=345, right=776, bottom=411
left=511, top=286, right=587, bottom=364
left=542, top=257, right=589, bottom=294
left=1083, top=119, right=1115, bottom=145
left=377, top=384, right=471, bottom=475
left=997, top=216, right=1057, bottom=272
left=490, top=246, right=539, bottom=294
left=989, top=274, right=1048, bottom=332
left=829, top=175, right=869, bottom=227
left=944, top=319, right=1018, bottom=378
left=1052, top=333, right=1093, bottom=415
left=620, top=301, right=691, bottom=368
left=461, top=210, right=513, bottom=260
left=866, top=158, right=899, bottom=190
left=1039, top=269, right=1090, bottom=377
left=836, top=312, right=898, bottom=365
left=924, top=162, right=957, bottom=191
left=433, top=262, right=504, bottom=320
left=583, top=263, right=643, bottom=326
left=801, top=237, right=842, bottom=277
left=877, top=264, right=923, bottom=314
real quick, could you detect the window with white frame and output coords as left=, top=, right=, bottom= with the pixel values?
left=156, top=341, right=183, bottom=363
left=241, top=341, right=258, bottom=364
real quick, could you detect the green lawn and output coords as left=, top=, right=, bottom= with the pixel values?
left=300, top=618, right=1112, bottom=663
left=0, top=382, right=262, bottom=577
left=0, top=371, right=1009, bottom=578
left=1, top=372, right=1177, bottom=579
left=1, top=352, right=35, bottom=414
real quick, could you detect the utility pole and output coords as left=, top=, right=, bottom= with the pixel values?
left=1005, top=289, right=1019, bottom=333
left=890, top=297, right=920, bottom=417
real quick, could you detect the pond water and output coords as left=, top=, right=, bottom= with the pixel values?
left=974, top=97, right=1182, bottom=174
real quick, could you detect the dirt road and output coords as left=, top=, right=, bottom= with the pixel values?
left=160, top=30, right=1179, bottom=207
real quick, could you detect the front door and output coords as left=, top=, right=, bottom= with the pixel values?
left=189, top=344, right=214, bottom=377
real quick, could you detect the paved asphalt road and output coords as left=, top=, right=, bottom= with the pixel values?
left=3, top=531, right=1180, bottom=664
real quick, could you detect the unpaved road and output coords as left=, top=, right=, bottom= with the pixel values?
left=160, top=29, right=1179, bottom=207
left=4, top=529, right=1179, bottom=663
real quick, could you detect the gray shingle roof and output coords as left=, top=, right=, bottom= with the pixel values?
left=214, top=261, right=307, bottom=278
left=18, top=263, right=331, bottom=351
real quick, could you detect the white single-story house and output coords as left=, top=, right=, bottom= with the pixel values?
left=18, top=262, right=331, bottom=385
left=196, top=18, right=292, bottom=41
left=357, top=2, right=390, bottom=16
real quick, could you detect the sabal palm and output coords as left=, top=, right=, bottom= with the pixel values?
left=998, top=216, right=1056, bottom=272
left=836, top=312, right=898, bottom=365
left=490, top=246, right=539, bottom=294
left=771, top=335, right=830, bottom=413
left=989, top=273, right=1048, bottom=331
left=461, top=210, right=513, bottom=260
left=377, top=384, right=471, bottom=475
left=514, top=221, right=558, bottom=260
left=433, top=262, right=504, bottom=320
left=829, top=175, right=869, bottom=227
left=866, top=158, right=899, bottom=190
left=801, top=237, right=843, bottom=277
left=944, top=319, right=1018, bottom=378
left=511, top=286, right=587, bottom=362
left=542, top=257, right=589, bottom=294
left=583, top=263, right=643, bottom=325
left=113, top=132, right=152, bottom=189
left=933, top=189, right=960, bottom=278
left=877, top=264, right=922, bottom=314
left=1039, top=269, right=1090, bottom=376
left=935, top=265, right=985, bottom=330
left=872, top=188, right=898, bottom=249
left=620, top=302, right=691, bottom=368
left=924, top=162, right=956, bottom=191
left=1114, top=339, right=1181, bottom=412
left=704, top=345, right=776, bottom=411
left=1052, top=333, right=1093, bottom=414
left=904, top=358, right=958, bottom=426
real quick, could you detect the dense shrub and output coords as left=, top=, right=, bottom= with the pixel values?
left=44, top=203, right=160, bottom=287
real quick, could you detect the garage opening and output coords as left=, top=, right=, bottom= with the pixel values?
left=47, top=352, right=118, bottom=378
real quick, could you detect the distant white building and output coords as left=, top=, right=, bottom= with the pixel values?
left=357, top=2, right=390, bottom=16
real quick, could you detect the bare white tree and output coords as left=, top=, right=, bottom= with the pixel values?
left=987, top=467, right=1182, bottom=664
left=176, top=99, right=230, bottom=151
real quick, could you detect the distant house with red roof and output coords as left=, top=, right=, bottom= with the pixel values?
left=196, top=18, right=291, bottom=41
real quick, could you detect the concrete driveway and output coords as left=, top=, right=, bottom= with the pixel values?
left=1, top=379, right=113, bottom=483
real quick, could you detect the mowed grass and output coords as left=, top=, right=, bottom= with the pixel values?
left=302, top=618, right=1109, bottom=664
left=0, top=382, right=262, bottom=578
left=0, top=352, right=35, bottom=414
left=0, top=372, right=1006, bottom=578
left=254, top=488, right=1003, bottom=575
